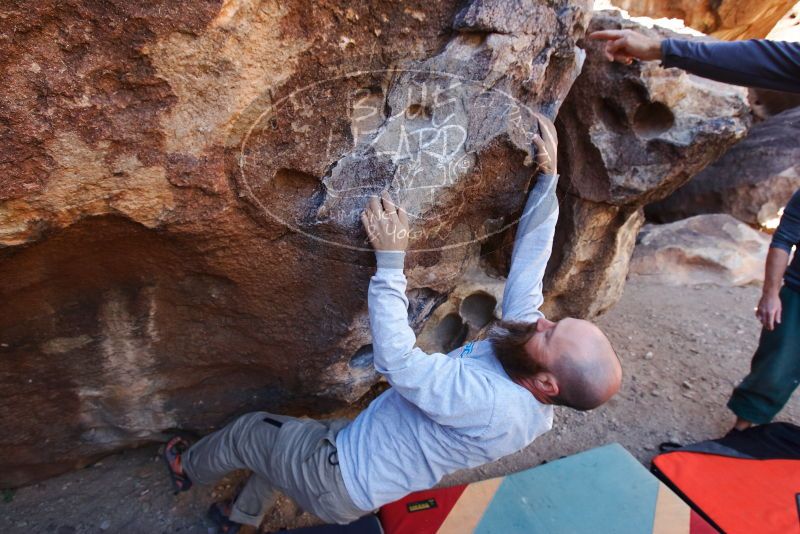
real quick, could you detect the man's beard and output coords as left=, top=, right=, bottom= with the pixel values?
left=487, top=319, right=542, bottom=379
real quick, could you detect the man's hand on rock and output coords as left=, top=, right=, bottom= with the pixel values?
left=589, top=29, right=663, bottom=64
left=361, top=191, right=410, bottom=252
left=532, top=113, right=558, bottom=176
left=756, top=291, right=782, bottom=331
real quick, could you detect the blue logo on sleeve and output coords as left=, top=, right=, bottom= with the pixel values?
left=460, top=342, right=475, bottom=358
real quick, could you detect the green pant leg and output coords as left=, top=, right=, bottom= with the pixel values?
left=728, top=286, right=800, bottom=424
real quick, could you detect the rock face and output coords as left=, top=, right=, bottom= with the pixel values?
left=647, top=106, right=800, bottom=227
left=0, top=0, right=596, bottom=487
left=611, top=0, right=797, bottom=40
left=769, top=0, right=800, bottom=38
left=630, top=215, right=770, bottom=286
left=749, top=88, right=800, bottom=121
left=540, top=10, right=750, bottom=318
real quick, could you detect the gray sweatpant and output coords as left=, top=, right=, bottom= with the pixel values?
left=182, top=411, right=366, bottom=527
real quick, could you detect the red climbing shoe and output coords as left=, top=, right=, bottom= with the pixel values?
left=163, top=435, right=193, bottom=494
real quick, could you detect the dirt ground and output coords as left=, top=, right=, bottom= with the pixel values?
left=2, top=276, right=799, bottom=533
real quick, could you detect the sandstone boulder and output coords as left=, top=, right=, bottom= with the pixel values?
left=611, top=0, right=797, bottom=40
left=540, top=10, right=750, bottom=318
left=647, top=106, right=800, bottom=227
left=749, top=88, right=800, bottom=121
left=767, top=0, right=800, bottom=41
left=630, top=214, right=770, bottom=286
left=0, top=1, right=756, bottom=487
left=0, top=0, right=594, bottom=487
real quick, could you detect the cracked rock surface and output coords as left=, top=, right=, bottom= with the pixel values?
left=648, top=106, right=800, bottom=228
left=540, top=10, right=750, bottom=319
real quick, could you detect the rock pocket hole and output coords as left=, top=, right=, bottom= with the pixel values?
left=596, top=97, right=628, bottom=133
left=632, top=102, right=674, bottom=138
left=459, top=292, right=497, bottom=329
left=268, top=168, right=322, bottom=222
left=349, top=344, right=374, bottom=369
left=273, top=168, right=319, bottom=197
left=406, top=104, right=432, bottom=120
left=435, top=313, right=468, bottom=353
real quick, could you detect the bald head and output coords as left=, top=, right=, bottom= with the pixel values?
left=488, top=317, right=621, bottom=411
left=547, top=319, right=621, bottom=410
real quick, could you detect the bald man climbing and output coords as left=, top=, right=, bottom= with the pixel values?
left=163, top=114, right=622, bottom=532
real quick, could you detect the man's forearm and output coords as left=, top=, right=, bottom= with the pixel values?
left=661, top=39, right=800, bottom=93
left=369, top=251, right=417, bottom=373
left=763, top=247, right=790, bottom=296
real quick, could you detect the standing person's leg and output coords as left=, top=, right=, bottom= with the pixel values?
left=728, top=286, right=800, bottom=428
left=182, top=412, right=294, bottom=527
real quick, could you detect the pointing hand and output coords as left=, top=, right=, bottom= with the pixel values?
left=589, top=29, right=663, bottom=64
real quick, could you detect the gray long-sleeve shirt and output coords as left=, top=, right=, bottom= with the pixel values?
left=336, top=174, right=559, bottom=512
left=661, top=38, right=800, bottom=93
left=771, top=188, right=800, bottom=291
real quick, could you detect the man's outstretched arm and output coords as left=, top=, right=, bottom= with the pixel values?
left=501, top=115, right=559, bottom=323
left=590, top=30, right=800, bottom=93
left=361, top=193, right=495, bottom=435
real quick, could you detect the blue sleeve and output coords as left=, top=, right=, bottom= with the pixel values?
left=501, top=173, right=558, bottom=322
left=772, top=190, right=800, bottom=253
left=661, top=39, right=800, bottom=93
left=366, top=251, right=494, bottom=435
